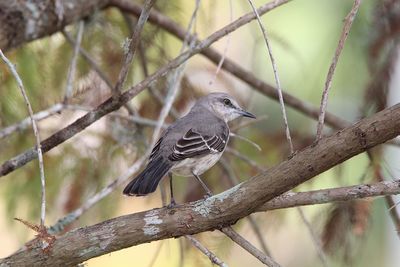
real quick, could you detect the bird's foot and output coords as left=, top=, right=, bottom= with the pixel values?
left=166, top=198, right=177, bottom=209
left=203, top=192, right=212, bottom=199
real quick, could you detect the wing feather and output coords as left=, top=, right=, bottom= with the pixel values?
left=169, top=129, right=228, bottom=161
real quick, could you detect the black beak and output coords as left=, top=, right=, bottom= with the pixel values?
left=239, top=109, right=256, bottom=119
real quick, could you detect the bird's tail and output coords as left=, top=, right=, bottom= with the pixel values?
left=123, top=156, right=172, bottom=196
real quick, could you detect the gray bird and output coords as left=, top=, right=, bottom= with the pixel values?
left=123, top=92, right=256, bottom=205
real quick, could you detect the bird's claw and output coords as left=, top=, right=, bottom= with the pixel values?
left=166, top=199, right=177, bottom=209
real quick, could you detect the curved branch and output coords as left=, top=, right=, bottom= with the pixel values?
left=1, top=103, right=399, bottom=266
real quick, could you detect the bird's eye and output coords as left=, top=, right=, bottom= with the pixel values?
left=223, top=98, right=231, bottom=106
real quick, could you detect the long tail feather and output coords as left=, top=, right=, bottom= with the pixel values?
left=123, top=157, right=172, bottom=196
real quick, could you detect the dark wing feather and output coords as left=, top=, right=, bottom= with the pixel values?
left=169, top=128, right=228, bottom=161
left=149, top=137, right=163, bottom=161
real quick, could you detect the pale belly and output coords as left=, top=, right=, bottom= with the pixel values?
left=170, top=152, right=222, bottom=177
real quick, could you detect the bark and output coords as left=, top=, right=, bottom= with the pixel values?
left=0, top=0, right=110, bottom=51
left=1, top=103, right=399, bottom=266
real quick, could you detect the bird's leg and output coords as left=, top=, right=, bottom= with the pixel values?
left=192, top=172, right=212, bottom=197
left=167, top=172, right=177, bottom=208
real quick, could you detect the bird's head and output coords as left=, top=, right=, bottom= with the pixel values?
left=200, top=92, right=256, bottom=122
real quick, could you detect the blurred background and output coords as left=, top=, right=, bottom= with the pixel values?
left=1, top=0, right=400, bottom=266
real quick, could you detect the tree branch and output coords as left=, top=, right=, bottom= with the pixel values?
left=257, top=180, right=400, bottom=211
left=1, top=103, right=399, bottom=266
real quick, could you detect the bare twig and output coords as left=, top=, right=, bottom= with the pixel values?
left=296, top=208, right=329, bottom=267
left=221, top=227, right=281, bottom=267
left=146, top=241, right=164, bottom=267
left=374, top=164, right=400, bottom=238
left=229, top=132, right=261, bottom=151
left=219, top=158, right=271, bottom=255
left=0, top=103, right=63, bottom=140
left=185, top=235, right=228, bottom=267
left=0, top=49, right=46, bottom=227
left=200, top=159, right=278, bottom=266
left=209, top=0, right=233, bottom=86
left=63, top=20, right=85, bottom=103
left=63, top=103, right=168, bottom=128
left=247, top=0, right=294, bottom=154
left=63, top=31, right=113, bottom=89
left=224, top=148, right=265, bottom=172
left=113, top=0, right=156, bottom=95
left=315, top=0, right=361, bottom=141
left=63, top=32, right=136, bottom=115
left=136, top=42, right=180, bottom=119
left=246, top=215, right=271, bottom=256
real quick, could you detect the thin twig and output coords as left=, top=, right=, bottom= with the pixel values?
left=63, top=31, right=113, bottom=89
left=224, top=148, right=265, bottom=172
left=0, top=103, right=63, bottom=140
left=246, top=216, right=271, bottom=256
left=185, top=235, right=228, bottom=267
left=296, top=207, right=329, bottom=267
left=64, top=103, right=169, bottom=128
left=63, top=31, right=137, bottom=115
left=247, top=0, right=294, bottom=154
left=221, top=227, right=281, bottom=267
left=219, top=158, right=271, bottom=256
left=209, top=0, right=233, bottom=86
left=229, top=132, right=261, bottom=151
left=200, top=159, right=279, bottom=266
left=373, top=163, right=400, bottom=238
left=146, top=241, right=164, bottom=267
left=150, top=0, right=201, bottom=147
left=63, top=20, right=85, bottom=103
left=136, top=42, right=180, bottom=119
left=315, top=0, right=361, bottom=141
left=113, top=0, right=156, bottom=95
left=0, top=50, right=46, bottom=227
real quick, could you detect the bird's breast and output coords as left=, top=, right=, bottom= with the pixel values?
left=170, top=152, right=223, bottom=177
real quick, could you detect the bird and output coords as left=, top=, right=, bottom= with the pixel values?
left=123, top=92, right=256, bottom=205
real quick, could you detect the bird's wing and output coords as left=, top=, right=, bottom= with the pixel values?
left=149, top=137, right=163, bottom=161
left=169, top=128, right=228, bottom=161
